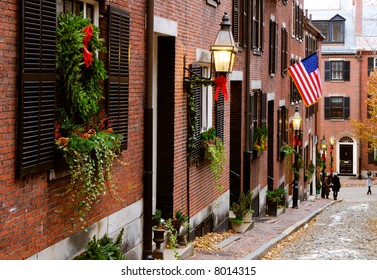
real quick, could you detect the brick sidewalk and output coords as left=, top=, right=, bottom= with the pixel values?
left=186, top=197, right=335, bottom=260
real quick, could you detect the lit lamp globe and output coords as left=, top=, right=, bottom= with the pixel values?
left=329, top=133, right=335, bottom=146
left=292, top=106, right=302, bottom=131
left=210, top=12, right=238, bottom=76
left=321, top=136, right=328, bottom=152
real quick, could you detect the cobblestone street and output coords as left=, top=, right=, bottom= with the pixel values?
left=263, top=183, right=377, bottom=260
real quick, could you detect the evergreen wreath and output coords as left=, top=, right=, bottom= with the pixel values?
left=55, top=13, right=124, bottom=221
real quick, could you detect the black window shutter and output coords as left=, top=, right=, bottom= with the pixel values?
left=324, top=97, right=330, bottom=119
left=261, top=92, right=267, bottom=126
left=325, top=61, right=331, bottom=81
left=216, top=94, right=224, bottom=142
left=233, top=0, right=240, bottom=45
left=18, top=0, right=56, bottom=177
left=344, top=97, right=350, bottom=119
left=248, top=93, right=255, bottom=152
left=368, top=57, right=375, bottom=76
left=108, top=6, right=130, bottom=149
left=269, top=20, right=274, bottom=75
left=343, top=61, right=350, bottom=81
left=189, top=64, right=202, bottom=162
left=277, top=107, right=282, bottom=160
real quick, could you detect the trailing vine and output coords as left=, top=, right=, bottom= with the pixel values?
left=55, top=12, right=124, bottom=222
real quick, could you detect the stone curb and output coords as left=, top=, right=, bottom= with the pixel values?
left=242, top=199, right=341, bottom=260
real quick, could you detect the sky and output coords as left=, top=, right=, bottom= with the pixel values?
left=305, top=0, right=341, bottom=10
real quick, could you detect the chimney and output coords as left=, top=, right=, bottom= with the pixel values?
left=355, top=0, right=363, bottom=35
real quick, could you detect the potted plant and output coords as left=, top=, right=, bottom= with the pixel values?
left=200, top=128, right=226, bottom=191
left=74, top=228, right=126, bottom=260
left=266, top=188, right=286, bottom=216
left=171, top=211, right=189, bottom=246
left=229, top=191, right=254, bottom=233
left=253, top=125, right=268, bottom=158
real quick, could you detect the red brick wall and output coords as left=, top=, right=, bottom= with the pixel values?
left=154, top=1, right=233, bottom=217
left=0, top=0, right=146, bottom=259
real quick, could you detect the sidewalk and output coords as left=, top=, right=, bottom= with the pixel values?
left=186, top=196, right=338, bottom=260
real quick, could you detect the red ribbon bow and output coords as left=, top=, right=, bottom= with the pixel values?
left=214, top=75, right=229, bottom=101
left=83, top=25, right=93, bottom=68
left=293, top=135, right=301, bottom=147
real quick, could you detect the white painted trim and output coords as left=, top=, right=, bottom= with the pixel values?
left=230, top=71, right=243, bottom=81
left=154, top=16, right=178, bottom=37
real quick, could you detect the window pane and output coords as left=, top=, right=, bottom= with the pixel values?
left=316, top=23, right=329, bottom=42
left=331, top=22, right=343, bottom=41
left=330, top=97, right=344, bottom=118
left=331, top=61, right=343, bottom=80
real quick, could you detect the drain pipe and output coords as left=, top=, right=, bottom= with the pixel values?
left=142, top=0, right=154, bottom=260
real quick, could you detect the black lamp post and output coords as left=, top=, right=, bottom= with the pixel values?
left=329, top=132, right=335, bottom=176
left=320, top=136, right=328, bottom=198
left=292, top=105, right=302, bottom=209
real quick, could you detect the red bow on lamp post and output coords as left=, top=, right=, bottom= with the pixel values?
left=214, top=75, right=229, bottom=101
left=83, top=25, right=94, bottom=68
left=293, top=134, right=301, bottom=147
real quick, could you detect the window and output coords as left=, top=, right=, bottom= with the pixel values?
left=324, top=61, right=350, bottom=81
left=58, top=0, right=99, bottom=25
left=290, top=58, right=301, bottom=104
left=201, top=67, right=213, bottom=131
left=292, top=1, right=304, bottom=40
left=247, top=89, right=266, bottom=153
left=18, top=0, right=130, bottom=177
left=188, top=64, right=218, bottom=162
left=252, top=0, right=264, bottom=53
left=269, top=19, right=278, bottom=76
left=233, top=0, right=248, bottom=49
left=313, top=15, right=345, bottom=43
left=368, top=57, right=377, bottom=76
left=324, top=96, right=350, bottom=120
left=281, top=25, right=288, bottom=77
left=277, top=106, right=288, bottom=160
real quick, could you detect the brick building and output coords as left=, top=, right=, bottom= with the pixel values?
left=0, top=0, right=322, bottom=260
left=310, top=0, right=377, bottom=178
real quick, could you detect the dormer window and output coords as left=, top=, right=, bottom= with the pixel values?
left=313, top=14, right=345, bottom=44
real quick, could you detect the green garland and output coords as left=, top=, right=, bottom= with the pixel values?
left=55, top=13, right=123, bottom=220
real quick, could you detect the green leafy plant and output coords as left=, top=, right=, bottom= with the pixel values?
left=55, top=13, right=124, bottom=222
left=229, top=191, right=254, bottom=224
left=253, top=125, right=268, bottom=151
left=200, top=129, right=226, bottom=191
left=74, top=228, right=126, bottom=260
left=304, top=161, right=315, bottom=182
left=266, top=188, right=286, bottom=205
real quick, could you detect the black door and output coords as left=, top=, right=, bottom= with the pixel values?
left=339, top=144, right=353, bottom=174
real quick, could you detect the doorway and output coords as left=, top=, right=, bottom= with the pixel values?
left=339, top=144, right=353, bottom=174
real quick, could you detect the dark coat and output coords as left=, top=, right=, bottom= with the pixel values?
left=331, top=175, right=341, bottom=191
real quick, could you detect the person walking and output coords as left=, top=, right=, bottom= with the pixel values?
left=366, top=171, right=373, bottom=195
left=325, top=173, right=332, bottom=199
left=331, top=172, right=341, bottom=200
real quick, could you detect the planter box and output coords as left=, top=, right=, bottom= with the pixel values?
left=267, top=201, right=278, bottom=216
left=230, top=220, right=254, bottom=233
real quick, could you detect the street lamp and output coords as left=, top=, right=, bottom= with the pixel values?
left=320, top=136, right=328, bottom=198
left=292, top=105, right=302, bottom=209
left=184, top=12, right=237, bottom=101
left=210, top=12, right=238, bottom=76
left=329, top=132, right=335, bottom=176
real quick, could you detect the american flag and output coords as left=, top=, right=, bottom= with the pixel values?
left=288, top=53, right=322, bottom=107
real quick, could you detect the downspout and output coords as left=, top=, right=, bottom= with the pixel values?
left=245, top=0, right=251, bottom=194
left=143, top=0, right=154, bottom=260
